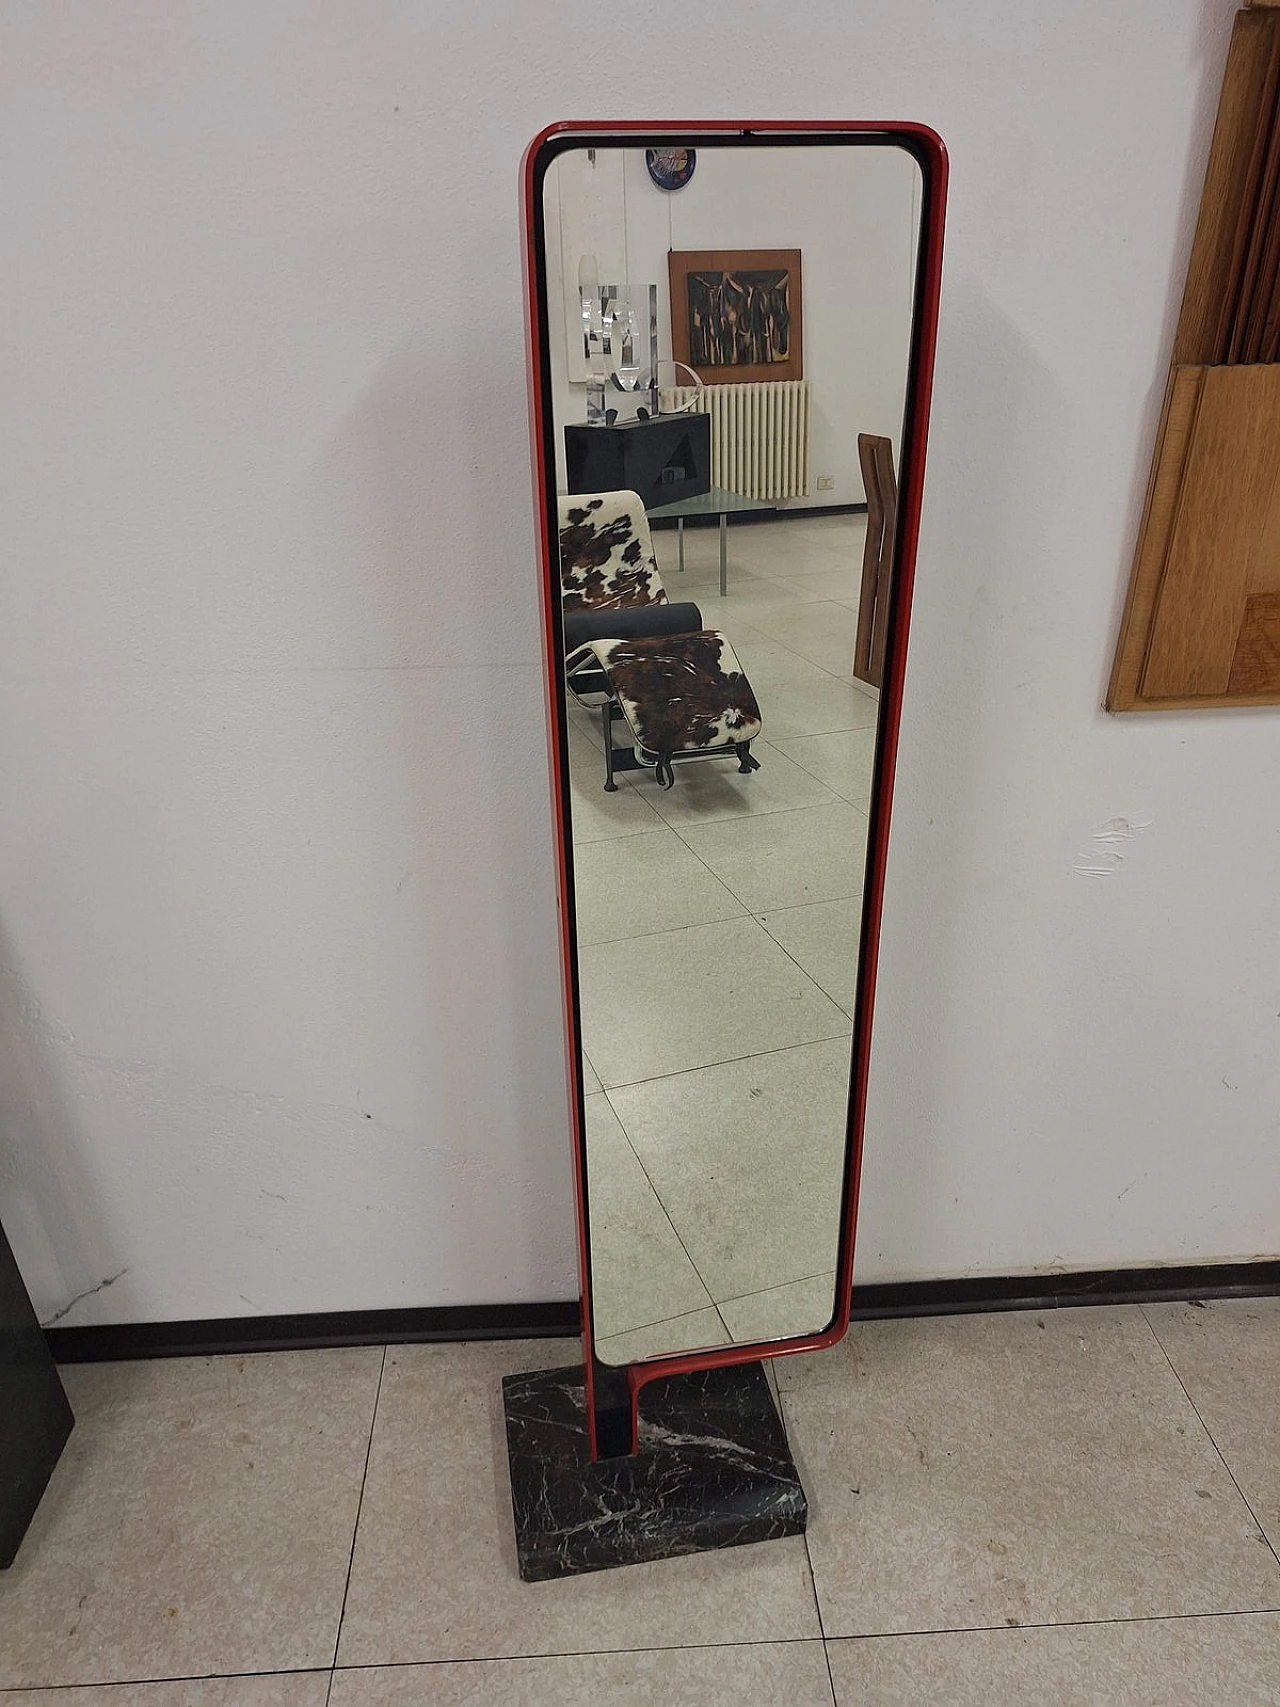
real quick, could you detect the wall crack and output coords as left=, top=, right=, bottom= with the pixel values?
left=41, top=1267, right=129, bottom=1328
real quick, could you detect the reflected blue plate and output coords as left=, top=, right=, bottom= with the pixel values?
left=646, top=147, right=696, bottom=191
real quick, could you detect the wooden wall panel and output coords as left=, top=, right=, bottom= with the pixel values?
left=1141, top=365, right=1280, bottom=698
left=1229, top=592, right=1280, bottom=690
left=1109, top=6, right=1280, bottom=711
left=1108, top=368, right=1204, bottom=709
left=1176, top=11, right=1280, bottom=363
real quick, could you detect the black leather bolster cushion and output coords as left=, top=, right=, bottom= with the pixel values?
left=562, top=602, right=704, bottom=653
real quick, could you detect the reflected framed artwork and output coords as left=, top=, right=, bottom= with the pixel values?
left=669, top=247, right=803, bottom=382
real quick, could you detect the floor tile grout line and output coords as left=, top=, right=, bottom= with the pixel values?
left=1138, top=1305, right=1280, bottom=1576
left=795, top=1461, right=840, bottom=1702
left=742, top=642, right=863, bottom=692
left=0, top=1668, right=337, bottom=1697
left=591, top=911, right=845, bottom=1349
left=607, top=1085, right=737, bottom=1324
left=664, top=794, right=869, bottom=901
left=755, top=890, right=866, bottom=923
left=765, top=732, right=877, bottom=779
left=634, top=770, right=875, bottom=815
left=751, top=908, right=859, bottom=1020
left=317, top=1607, right=1280, bottom=1681
left=13, top=1607, right=1280, bottom=1695
left=596, top=1262, right=836, bottom=1353
left=600, top=1085, right=727, bottom=1338
left=579, top=905, right=751, bottom=952
left=595, top=1303, right=726, bottom=1357
left=772, top=1374, right=839, bottom=1700
left=663, top=557, right=860, bottom=609
left=600, top=1085, right=725, bottom=1332
left=323, top=1638, right=834, bottom=1680
left=590, top=807, right=863, bottom=990
left=754, top=762, right=874, bottom=813
left=596, top=1275, right=839, bottom=1358
left=580, top=886, right=864, bottom=952
left=819, top=1632, right=840, bottom=1703
left=730, top=603, right=870, bottom=687
left=575, top=772, right=868, bottom=996
left=576, top=829, right=748, bottom=941
left=13, top=1610, right=1280, bottom=1694
left=599, top=1026, right=853, bottom=1095
left=721, top=1267, right=838, bottom=1309
left=615, top=777, right=858, bottom=831
left=817, top=1605, right=1280, bottom=1645
left=327, top=1343, right=388, bottom=1680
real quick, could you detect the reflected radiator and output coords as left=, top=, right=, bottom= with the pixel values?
left=658, top=380, right=812, bottom=501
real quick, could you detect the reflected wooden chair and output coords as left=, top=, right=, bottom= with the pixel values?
left=853, top=433, right=898, bottom=690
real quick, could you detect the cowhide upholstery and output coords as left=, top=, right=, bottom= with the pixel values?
left=558, top=490, right=667, bottom=613
left=578, top=631, right=762, bottom=759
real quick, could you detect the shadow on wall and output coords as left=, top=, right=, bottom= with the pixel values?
left=0, top=923, right=125, bottom=1328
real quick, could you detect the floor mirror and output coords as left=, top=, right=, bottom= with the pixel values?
left=504, top=120, right=946, bottom=1580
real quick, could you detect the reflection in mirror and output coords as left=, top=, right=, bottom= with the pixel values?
left=541, top=141, right=921, bottom=1367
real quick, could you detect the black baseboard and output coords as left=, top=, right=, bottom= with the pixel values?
left=47, top=1299, right=582, bottom=1364
left=650, top=501, right=865, bottom=531
left=848, top=1259, right=1280, bottom=1321
left=45, top=1261, right=1280, bottom=1364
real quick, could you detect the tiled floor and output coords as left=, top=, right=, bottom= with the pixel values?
left=3, top=1300, right=1279, bottom=1701
left=568, top=513, right=877, bottom=1362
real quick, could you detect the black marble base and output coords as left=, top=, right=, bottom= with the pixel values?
left=501, top=1361, right=806, bottom=1581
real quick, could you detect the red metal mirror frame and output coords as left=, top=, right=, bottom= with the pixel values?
left=523, top=120, right=947, bottom=1460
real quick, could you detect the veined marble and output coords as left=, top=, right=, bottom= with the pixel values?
left=501, top=1361, right=807, bottom=1582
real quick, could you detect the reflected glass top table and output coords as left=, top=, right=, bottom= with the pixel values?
left=647, top=486, right=776, bottom=597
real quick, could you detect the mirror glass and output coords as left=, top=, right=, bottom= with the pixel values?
left=538, top=137, right=922, bottom=1366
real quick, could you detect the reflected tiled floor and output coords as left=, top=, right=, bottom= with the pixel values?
left=571, top=513, right=874, bottom=1354
left=5, top=1302, right=1280, bottom=1701
left=606, top=1037, right=851, bottom=1304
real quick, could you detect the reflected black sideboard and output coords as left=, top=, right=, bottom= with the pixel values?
left=1, top=1220, right=73, bottom=1568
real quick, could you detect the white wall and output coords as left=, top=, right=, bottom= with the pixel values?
left=543, top=145, right=919, bottom=503
left=3, top=0, right=1274, bottom=1329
